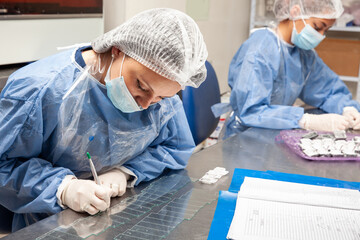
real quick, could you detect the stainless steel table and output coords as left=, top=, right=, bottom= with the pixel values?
left=4, top=128, right=360, bottom=240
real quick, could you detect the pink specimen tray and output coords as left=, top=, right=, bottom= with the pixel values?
left=276, top=129, right=360, bottom=161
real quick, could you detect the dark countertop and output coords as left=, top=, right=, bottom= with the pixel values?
left=4, top=128, right=360, bottom=239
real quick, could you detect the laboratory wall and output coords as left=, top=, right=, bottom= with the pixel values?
left=103, top=0, right=251, bottom=93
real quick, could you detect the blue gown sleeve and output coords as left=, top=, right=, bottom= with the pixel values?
left=0, top=96, right=73, bottom=214
left=230, top=52, right=304, bottom=129
left=122, top=106, right=195, bottom=185
left=299, top=53, right=360, bottom=114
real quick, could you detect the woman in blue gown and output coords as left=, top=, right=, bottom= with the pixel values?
left=215, top=0, right=360, bottom=138
left=0, top=8, right=208, bottom=231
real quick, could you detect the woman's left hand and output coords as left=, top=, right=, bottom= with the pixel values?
left=98, top=168, right=129, bottom=197
left=342, top=107, right=360, bottom=130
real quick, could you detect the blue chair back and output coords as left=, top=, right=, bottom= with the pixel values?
left=0, top=204, right=12, bottom=233
left=181, top=61, right=221, bottom=145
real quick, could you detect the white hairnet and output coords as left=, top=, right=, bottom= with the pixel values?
left=92, top=8, right=208, bottom=88
left=273, top=0, right=344, bottom=20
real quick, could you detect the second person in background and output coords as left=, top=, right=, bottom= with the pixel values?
left=215, top=0, right=360, bottom=138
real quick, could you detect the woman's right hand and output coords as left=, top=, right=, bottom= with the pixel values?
left=60, top=178, right=112, bottom=215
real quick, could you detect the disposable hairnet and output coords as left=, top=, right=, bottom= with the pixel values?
left=92, top=8, right=208, bottom=88
left=273, top=0, right=344, bottom=20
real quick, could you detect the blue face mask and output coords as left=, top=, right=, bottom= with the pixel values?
left=105, top=54, right=143, bottom=113
left=291, top=20, right=325, bottom=50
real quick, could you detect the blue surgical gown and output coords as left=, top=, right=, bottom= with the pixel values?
left=224, top=28, right=360, bottom=137
left=0, top=47, right=195, bottom=231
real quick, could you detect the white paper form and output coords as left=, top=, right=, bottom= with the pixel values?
left=227, top=177, right=360, bottom=240
left=239, top=177, right=360, bottom=210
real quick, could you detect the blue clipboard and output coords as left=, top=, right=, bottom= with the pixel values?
left=207, top=168, right=360, bottom=240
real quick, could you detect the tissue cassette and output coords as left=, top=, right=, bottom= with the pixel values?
left=299, top=131, right=360, bottom=158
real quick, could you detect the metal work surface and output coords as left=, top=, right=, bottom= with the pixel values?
left=4, top=128, right=360, bottom=240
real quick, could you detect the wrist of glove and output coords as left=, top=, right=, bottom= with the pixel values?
left=299, top=113, right=351, bottom=132
left=342, top=106, right=360, bottom=130
left=60, top=177, right=111, bottom=215
left=98, top=168, right=129, bottom=197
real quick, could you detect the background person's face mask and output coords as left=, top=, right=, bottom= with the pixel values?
left=291, top=19, right=325, bottom=50
left=105, top=54, right=143, bottom=113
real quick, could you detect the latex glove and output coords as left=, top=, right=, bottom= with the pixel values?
left=98, top=168, right=129, bottom=197
left=342, top=106, right=360, bottom=130
left=299, top=113, right=351, bottom=132
left=61, top=178, right=111, bottom=215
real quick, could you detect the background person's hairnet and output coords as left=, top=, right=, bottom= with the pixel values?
left=92, top=8, right=208, bottom=88
left=273, top=0, right=344, bottom=21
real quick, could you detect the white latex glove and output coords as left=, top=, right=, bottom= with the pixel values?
left=98, top=168, right=129, bottom=197
left=61, top=178, right=111, bottom=215
left=299, top=113, right=351, bottom=131
left=342, top=106, right=360, bottom=130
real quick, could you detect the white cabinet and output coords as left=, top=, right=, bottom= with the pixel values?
left=249, top=0, right=276, bottom=32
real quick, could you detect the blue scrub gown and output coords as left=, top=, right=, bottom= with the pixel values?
left=222, top=28, right=360, bottom=138
left=0, top=47, right=195, bottom=231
